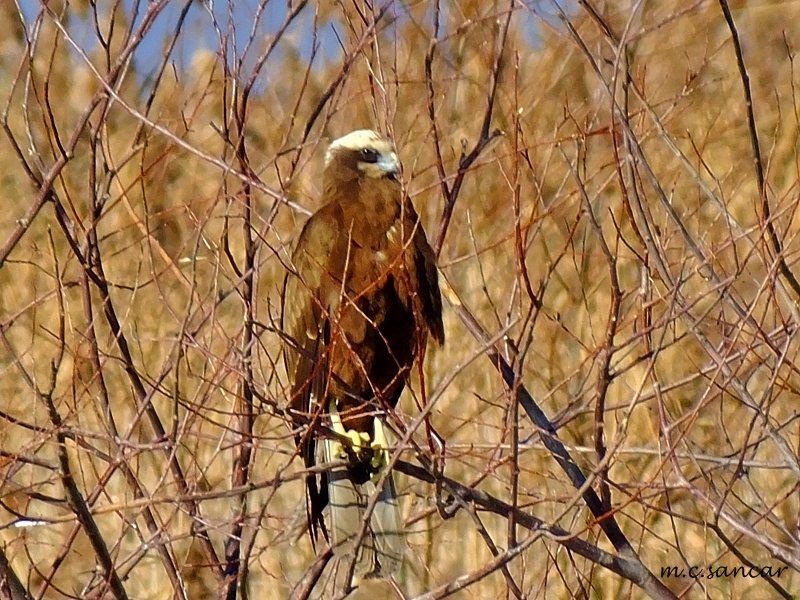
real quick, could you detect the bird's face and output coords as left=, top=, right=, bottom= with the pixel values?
left=325, top=130, right=400, bottom=182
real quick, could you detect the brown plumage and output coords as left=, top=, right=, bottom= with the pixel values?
left=283, top=130, right=444, bottom=579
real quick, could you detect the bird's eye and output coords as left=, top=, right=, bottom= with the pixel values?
left=360, top=148, right=379, bottom=163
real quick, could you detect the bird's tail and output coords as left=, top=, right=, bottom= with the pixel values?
left=322, top=425, right=404, bottom=582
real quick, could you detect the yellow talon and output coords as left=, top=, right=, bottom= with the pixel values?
left=329, top=402, right=372, bottom=460
left=349, top=429, right=370, bottom=449
left=329, top=401, right=393, bottom=474
left=329, top=403, right=347, bottom=459
left=369, top=419, right=390, bottom=478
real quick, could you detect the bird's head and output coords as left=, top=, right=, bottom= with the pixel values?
left=324, top=130, right=400, bottom=183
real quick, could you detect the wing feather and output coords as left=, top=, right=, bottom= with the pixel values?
left=405, top=202, right=445, bottom=345
left=283, top=212, right=340, bottom=543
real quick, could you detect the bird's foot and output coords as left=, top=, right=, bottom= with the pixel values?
left=329, top=406, right=372, bottom=462
left=369, top=419, right=390, bottom=481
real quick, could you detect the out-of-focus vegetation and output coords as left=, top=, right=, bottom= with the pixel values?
left=1, top=1, right=799, bottom=598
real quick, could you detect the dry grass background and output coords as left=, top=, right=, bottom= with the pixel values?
left=1, top=1, right=799, bottom=598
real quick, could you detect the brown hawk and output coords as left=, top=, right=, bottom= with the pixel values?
left=283, top=130, right=444, bottom=579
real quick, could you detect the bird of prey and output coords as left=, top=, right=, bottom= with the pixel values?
left=283, top=129, right=444, bottom=580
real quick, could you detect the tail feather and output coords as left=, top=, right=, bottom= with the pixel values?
left=367, top=473, right=403, bottom=577
left=323, top=439, right=404, bottom=581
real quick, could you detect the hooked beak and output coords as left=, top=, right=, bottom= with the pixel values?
left=377, top=152, right=400, bottom=180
